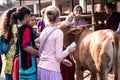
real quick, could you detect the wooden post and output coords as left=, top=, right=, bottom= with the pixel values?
left=19, top=0, right=22, bottom=6
left=71, top=0, right=74, bottom=11
left=52, top=0, right=58, bottom=7
left=79, top=0, right=86, bottom=13
left=91, top=0, right=95, bottom=31
left=33, top=4, right=37, bottom=14
left=39, top=0, right=41, bottom=17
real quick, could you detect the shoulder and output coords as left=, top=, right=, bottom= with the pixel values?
left=38, top=19, right=42, bottom=22
left=38, top=18, right=44, bottom=23
left=108, top=12, right=120, bottom=20
left=19, top=24, right=31, bottom=33
left=55, top=28, right=62, bottom=32
left=37, top=19, right=44, bottom=25
left=54, top=28, right=63, bottom=36
left=111, top=12, right=120, bottom=17
left=112, top=12, right=120, bottom=14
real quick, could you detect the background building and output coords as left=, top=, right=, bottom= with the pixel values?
left=0, top=0, right=120, bottom=16
left=0, top=0, right=120, bottom=30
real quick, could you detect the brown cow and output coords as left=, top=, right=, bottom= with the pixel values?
left=58, top=22, right=120, bottom=80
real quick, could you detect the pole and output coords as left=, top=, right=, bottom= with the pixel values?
left=112, top=0, right=115, bottom=3
left=39, top=0, right=41, bottom=17
left=91, top=0, right=95, bottom=31
left=71, top=0, right=74, bottom=11
left=19, top=0, right=22, bottom=6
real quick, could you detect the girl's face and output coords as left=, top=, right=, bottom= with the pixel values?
left=74, top=8, right=82, bottom=15
left=29, top=16, right=36, bottom=26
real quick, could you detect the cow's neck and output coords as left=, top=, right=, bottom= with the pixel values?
left=74, top=28, right=93, bottom=43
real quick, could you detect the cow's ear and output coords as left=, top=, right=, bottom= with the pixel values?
left=67, top=28, right=82, bottom=34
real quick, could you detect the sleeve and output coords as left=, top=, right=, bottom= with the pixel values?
left=22, top=27, right=31, bottom=49
left=65, top=16, right=73, bottom=22
left=55, top=30, right=69, bottom=62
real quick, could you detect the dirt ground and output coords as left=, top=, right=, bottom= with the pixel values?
left=83, top=70, right=114, bottom=80
left=0, top=70, right=115, bottom=80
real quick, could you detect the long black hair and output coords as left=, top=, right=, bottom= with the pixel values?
left=13, top=6, right=31, bottom=21
left=13, top=6, right=35, bottom=70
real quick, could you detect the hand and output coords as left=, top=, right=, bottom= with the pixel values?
left=75, top=14, right=81, bottom=19
left=61, top=59, right=73, bottom=67
left=35, top=38, right=40, bottom=48
left=67, top=42, right=76, bottom=53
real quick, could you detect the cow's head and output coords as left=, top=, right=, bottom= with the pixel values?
left=58, top=21, right=87, bottom=48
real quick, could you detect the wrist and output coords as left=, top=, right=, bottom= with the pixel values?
left=66, top=46, right=71, bottom=54
left=61, top=59, right=65, bottom=63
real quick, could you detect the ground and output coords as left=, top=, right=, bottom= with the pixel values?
left=83, top=70, right=114, bottom=80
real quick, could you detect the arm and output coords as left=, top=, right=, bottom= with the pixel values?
left=55, top=30, right=69, bottom=62
left=65, top=16, right=73, bottom=23
left=61, top=58, right=73, bottom=67
left=55, top=30, right=76, bottom=62
left=22, top=27, right=38, bottom=56
left=24, top=46, right=38, bottom=56
left=35, top=37, right=40, bottom=48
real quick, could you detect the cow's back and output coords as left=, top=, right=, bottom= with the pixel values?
left=77, top=29, right=118, bottom=73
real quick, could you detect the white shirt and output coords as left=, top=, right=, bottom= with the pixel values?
left=37, top=26, right=69, bottom=72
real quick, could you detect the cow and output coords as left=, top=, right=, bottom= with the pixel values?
left=58, top=22, right=120, bottom=80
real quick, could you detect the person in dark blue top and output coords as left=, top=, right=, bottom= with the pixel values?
left=104, top=2, right=120, bottom=31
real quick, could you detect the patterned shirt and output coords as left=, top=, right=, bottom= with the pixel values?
left=4, top=24, right=18, bottom=74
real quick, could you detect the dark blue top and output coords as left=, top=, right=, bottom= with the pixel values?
left=104, top=12, right=120, bottom=31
